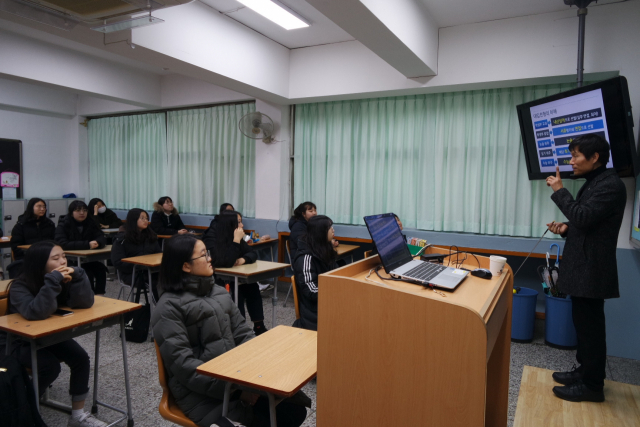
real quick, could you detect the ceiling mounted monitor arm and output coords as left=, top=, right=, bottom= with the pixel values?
left=564, top=0, right=597, bottom=87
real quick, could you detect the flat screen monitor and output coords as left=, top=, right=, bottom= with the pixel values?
left=517, top=77, right=638, bottom=180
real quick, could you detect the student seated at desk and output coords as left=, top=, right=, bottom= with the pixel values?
left=111, top=209, right=161, bottom=300
left=292, top=215, right=338, bottom=331
left=0, top=241, right=108, bottom=427
left=151, top=235, right=307, bottom=427
left=288, top=202, right=339, bottom=262
left=151, top=196, right=188, bottom=235
left=87, top=198, right=122, bottom=229
left=11, top=198, right=56, bottom=261
left=205, top=211, right=268, bottom=336
left=55, top=201, right=108, bottom=295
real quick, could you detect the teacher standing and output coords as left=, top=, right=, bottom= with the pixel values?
left=545, top=133, right=626, bottom=402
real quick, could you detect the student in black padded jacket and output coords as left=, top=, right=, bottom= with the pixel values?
left=88, top=198, right=122, bottom=230
left=111, top=208, right=161, bottom=300
left=55, top=200, right=108, bottom=295
left=205, top=210, right=268, bottom=336
left=11, top=198, right=56, bottom=261
left=150, top=196, right=188, bottom=235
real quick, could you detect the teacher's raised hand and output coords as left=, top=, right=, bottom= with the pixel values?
left=546, top=166, right=564, bottom=192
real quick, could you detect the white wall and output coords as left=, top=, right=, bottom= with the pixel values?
left=0, top=108, right=79, bottom=198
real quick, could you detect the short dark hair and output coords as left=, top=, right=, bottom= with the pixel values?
left=219, top=203, right=235, bottom=214
left=293, top=201, right=317, bottom=221
left=568, top=133, right=610, bottom=166
left=158, top=196, right=173, bottom=206
left=302, top=215, right=337, bottom=265
left=22, top=198, right=46, bottom=222
left=68, top=200, right=88, bottom=215
left=124, top=208, right=157, bottom=245
left=158, top=234, right=199, bottom=295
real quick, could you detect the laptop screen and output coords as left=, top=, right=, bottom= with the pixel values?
left=364, top=213, right=413, bottom=273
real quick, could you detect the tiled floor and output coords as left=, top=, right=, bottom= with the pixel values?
left=32, top=280, right=640, bottom=427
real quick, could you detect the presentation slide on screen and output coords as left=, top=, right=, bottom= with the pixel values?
left=530, top=89, right=614, bottom=174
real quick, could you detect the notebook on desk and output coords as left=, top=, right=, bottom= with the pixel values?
left=363, top=213, right=469, bottom=290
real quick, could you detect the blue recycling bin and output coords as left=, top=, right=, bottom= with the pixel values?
left=545, top=294, right=577, bottom=349
left=511, top=287, right=538, bottom=343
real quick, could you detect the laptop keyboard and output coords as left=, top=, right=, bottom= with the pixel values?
left=404, top=262, right=447, bottom=282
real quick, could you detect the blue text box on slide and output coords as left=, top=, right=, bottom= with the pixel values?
left=553, top=119, right=604, bottom=136
left=539, top=149, right=554, bottom=158
left=551, top=108, right=603, bottom=127
left=537, top=139, right=553, bottom=148
left=536, top=129, right=550, bottom=138
left=535, top=119, right=551, bottom=130
left=557, top=157, right=572, bottom=166
left=556, top=147, right=571, bottom=156
left=541, top=159, right=556, bottom=167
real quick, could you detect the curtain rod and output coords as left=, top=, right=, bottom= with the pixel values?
left=85, top=100, right=256, bottom=121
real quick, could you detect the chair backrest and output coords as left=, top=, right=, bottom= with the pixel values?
left=364, top=250, right=373, bottom=258
left=291, top=277, right=300, bottom=320
left=154, top=341, right=199, bottom=427
left=0, top=298, right=8, bottom=316
left=285, top=239, right=292, bottom=264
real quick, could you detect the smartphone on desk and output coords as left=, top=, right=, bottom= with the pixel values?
left=53, top=309, right=74, bottom=316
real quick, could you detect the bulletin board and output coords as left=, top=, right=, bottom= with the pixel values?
left=0, top=139, right=23, bottom=199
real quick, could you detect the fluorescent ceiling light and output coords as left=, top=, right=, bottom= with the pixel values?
left=236, top=0, right=309, bottom=30
left=91, top=15, right=164, bottom=33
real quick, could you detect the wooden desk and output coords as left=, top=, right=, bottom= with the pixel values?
left=216, top=261, right=290, bottom=326
left=0, top=279, right=10, bottom=298
left=0, top=296, right=140, bottom=425
left=157, top=233, right=202, bottom=249
left=247, top=237, right=278, bottom=262
left=121, top=253, right=162, bottom=304
left=335, top=244, right=359, bottom=264
left=316, top=246, right=513, bottom=427
left=197, top=325, right=317, bottom=427
left=65, top=245, right=113, bottom=266
left=102, top=228, right=121, bottom=234
left=0, top=236, right=11, bottom=249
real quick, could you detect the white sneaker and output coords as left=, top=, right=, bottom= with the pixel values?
left=258, top=282, right=274, bottom=292
left=68, top=412, right=108, bottom=427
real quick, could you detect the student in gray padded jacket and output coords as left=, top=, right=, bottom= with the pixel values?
left=151, top=235, right=307, bottom=427
left=0, top=240, right=107, bottom=427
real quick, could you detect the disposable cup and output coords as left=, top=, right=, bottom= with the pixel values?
left=489, top=255, right=507, bottom=277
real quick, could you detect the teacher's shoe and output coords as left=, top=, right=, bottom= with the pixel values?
left=552, top=364, right=583, bottom=385
left=552, top=381, right=604, bottom=402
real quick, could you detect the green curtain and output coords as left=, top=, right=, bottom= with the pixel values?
left=294, top=83, right=587, bottom=238
left=166, top=103, right=256, bottom=216
left=88, top=113, right=167, bottom=210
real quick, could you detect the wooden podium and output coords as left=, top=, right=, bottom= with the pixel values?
left=316, top=247, right=513, bottom=427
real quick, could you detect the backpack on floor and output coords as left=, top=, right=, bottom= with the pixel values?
left=0, top=354, right=48, bottom=427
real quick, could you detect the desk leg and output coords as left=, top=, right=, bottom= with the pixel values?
left=272, top=280, right=278, bottom=327
left=148, top=267, right=155, bottom=341
left=350, top=254, right=354, bottom=264
left=127, top=266, right=137, bottom=301
left=234, top=277, right=239, bottom=305
left=270, top=246, right=274, bottom=262
left=31, top=341, right=40, bottom=411
left=91, top=329, right=100, bottom=414
left=222, top=382, right=233, bottom=417
left=120, top=316, right=135, bottom=427
left=267, top=393, right=277, bottom=427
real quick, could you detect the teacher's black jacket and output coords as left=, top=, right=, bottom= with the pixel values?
left=551, top=167, right=626, bottom=299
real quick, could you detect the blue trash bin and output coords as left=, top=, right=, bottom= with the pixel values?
left=545, top=294, right=577, bottom=349
left=511, top=287, right=538, bottom=342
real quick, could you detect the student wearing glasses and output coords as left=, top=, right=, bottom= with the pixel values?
left=11, top=198, right=57, bottom=261
left=292, top=215, right=338, bottom=331
left=55, top=200, right=108, bottom=295
left=111, top=209, right=162, bottom=300
left=151, top=196, right=188, bottom=235
left=151, top=235, right=307, bottom=427
left=204, top=210, right=268, bottom=336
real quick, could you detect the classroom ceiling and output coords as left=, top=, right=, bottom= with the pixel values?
left=198, top=0, right=355, bottom=48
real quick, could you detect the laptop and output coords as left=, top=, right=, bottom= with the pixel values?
left=363, top=213, right=469, bottom=290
